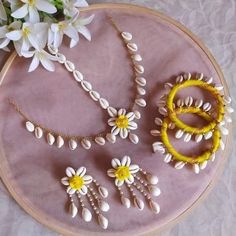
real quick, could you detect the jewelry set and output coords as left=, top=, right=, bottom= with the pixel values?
left=8, top=17, right=233, bottom=229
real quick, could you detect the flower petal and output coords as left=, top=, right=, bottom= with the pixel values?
left=126, top=112, right=135, bottom=121
left=129, top=164, right=140, bottom=174
left=128, top=121, right=138, bottom=130
left=61, top=177, right=69, bottom=186
left=11, top=4, right=28, bottom=19
left=66, top=167, right=75, bottom=177
left=121, top=156, right=131, bottom=167
left=108, top=118, right=116, bottom=126
left=115, top=179, right=124, bottom=187
left=6, top=30, right=22, bottom=41
left=28, top=54, right=40, bottom=72
left=0, top=38, right=10, bottom=49
left=120, top=128, right=128, bottom=139
left=83, top=175, right=93, bottom=184
left=125, top=175, right=134, bottom=184
left=76, top=166, right=86, bottom=177
left=35, top=0, right=57, bottom=14
left=107, top=168, right=116, bottom=177
left=68, top=188, right=77, bottom=195
left=0, top=2, right=7, bottom=21
left=40, top=56, right=55, bottom=72
left=111, top=126, right=120, bottom=136
left=79, top=185, right=88, bottom=195
left=28, top=6, right=39, bottom=23
left=74, top=0, right=89, bottom=8
left=77, top=14, right=94, bottom=25
left=118, top=108, right=126, bottom=116
left=76, top=25, right=91, bottom=41
left=64, top=25, right=79, bottom=42
left=111, top=158, right=121, bottom=169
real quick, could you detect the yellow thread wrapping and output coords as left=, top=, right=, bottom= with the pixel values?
left=160, top=107, right=221, bottom=164
left=166, top=79, right=225, bottom=134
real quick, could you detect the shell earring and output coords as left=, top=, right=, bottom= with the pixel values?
left=61, top=167, right=110, bottom=229
left=107, top=155, right=161, bottom=214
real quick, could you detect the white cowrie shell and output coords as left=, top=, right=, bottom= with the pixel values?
left=99, top=98, right=109, bottom=109
left=47, top=133, right=55, bottom=145
left=121, top=196, right=131, bottom=208
left=134, top=64, right=144, bottom=74
left=168, top=122, right=176, bottom=129
left=226, top=106, right=234, bottom=113
left=205, top=77, right=213, bottom=84
left=200, top=160, right=208, bottom=170
left=224, top=115, right=232, bottom=123
left=98, top=214, right=108, bottom=229
left=82, top=208, right=92, bottom=222
left=134, top=197, right=144, bottom=211
left=35, top=127, right=43, bottom=139
left=195, top=134, right=203, bottom=143
left=164, top=83, right=173, bottom=91
left=73, top=70, right=83, bottom=82
left=98, top=200, right=110, bottom=212
left=223, top=96, right=232, bottom=104
left=220, top=140, right=225, bottom=150
left=81, top=139, right=91, bottom=150
left=47, top=44, right=58, bottom=54
left=134, top=110, right=141, bottom=119
left=149, top=200, right=160, bottom=214
left=107, top=106, right=117, bottom=117
left=69, top=139, right=77, bottom=150
left=219, top=126, right=229, bottom=136
left=193, top=163, right=200, bottom=174
left=158, top=107, right=167, bottom=116
left=135, top=98, right=146, bottom=107
left=164, top=153, right=172, bottom=163
left=204, top=131, right=213, bottom=140
left=184, top=133, right=192, bottom=142
left=128, top=133, right=139, bottom=144
left=195, top=99, right=203, bottom=108
left=81, top=80, right=92, bottom=92
left=127, top=42, right=138, bottom=52
left=177, top=99, right=184, bottom=107
left=150, top=129, right=160, bottom=136
left=174, top=161, right=185, bottom=170
left=26, top=121, right=35, bottom=132
left=135, top=77, right=146, bottom=86
left=137, top=86, right=146, bottom=95
left=196, top=73, right=204, bottom=80
left=95, top=136, right=106, bottom=146
left=211, top=153, right=216, bottom=162
left=176, top=75, right=184, bottom=83
left=183, top=72, right=191, bottom=80
left=155, top=117, right=162, bottom=126
left=106, top=133, right=116, bottom=143
left=69, top=202, right=78, bottom=218
left=152, top=142, right=165, bottom=153
left=56, top=136, right=64, bottom=148
left=214, top=84, right=223, bottom=91
left=56, top=53, right=66, bottom=63
left=121, top=31, right=132, bottom=41
left=175, top=129, right=184, bottom=139
left=203, top=102, right=211, bottom=112
left=185, top=96, right=193, bottom=107
left=146, top=174, right=158, bottom=185
left=132, top=54, right=142, bottom=62
left=148, top=186, right=161, bottom=197
left=89, top=90, right=100, bottom=101
left=98, top=186, right=108, bottom=198
left=65, top=60, right=75, bottom=72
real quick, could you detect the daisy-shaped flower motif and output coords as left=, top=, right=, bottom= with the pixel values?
left=61, top=167, right=93, bottom=195
left=107, top=156, right=140, bottom=187
left=108, top=108, right=138, bottom=139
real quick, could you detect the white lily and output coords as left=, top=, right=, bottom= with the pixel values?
left=0, top=1, right=7, bottom=21
left=11, top=0, right=57, bottom=23
left=22, top=49, right=57, bottom=72
left=63, top=0, right=88, bottom=17
left=6, top=22, right=48, bottom=54
left=49, top=17, right=79, bottom=48
left=0, top=21, right=21, bottom=49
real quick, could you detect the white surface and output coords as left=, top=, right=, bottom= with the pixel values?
left=0, top=0, right=236, bottom=235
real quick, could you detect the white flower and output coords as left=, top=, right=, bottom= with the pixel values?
left=61, top=167, right=93, bottom=195
left=108, top=108, right=138, bottom=139
left=0, top=1, right=7, bottom=21
left=21, top=49, right=57, bottom=72
left=6, top=22, right=48, bottom=54
left=11, top=0, right=57, bottom=23
left=107, top=156, right=140, bottom=187
left=63, top=0, right=88, bottom=17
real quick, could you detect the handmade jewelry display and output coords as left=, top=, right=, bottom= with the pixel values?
left=151, top=72, right=233, bottom=174
left=9, top=17, right=147, bottom=150
left=61, top=167, right=110, bottom=229
left=107, top=156, right=161, bottom=214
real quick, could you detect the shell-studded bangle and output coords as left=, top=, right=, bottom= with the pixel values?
left=166, top=78, right=225, bottom=134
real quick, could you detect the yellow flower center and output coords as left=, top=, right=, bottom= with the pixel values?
left=115, top=166, right=131, bottom=181
left=23, top=27, right=30, bottom=37
left=69, top=176, right=84, bottom=190
left=28, top=0, right=35, bottom=6
left=58, top=22, right=66, bottom=31
left=115, top=115, right=129, bottom=129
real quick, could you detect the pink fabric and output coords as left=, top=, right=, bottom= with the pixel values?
left=0, top=8, right=228, bottom=235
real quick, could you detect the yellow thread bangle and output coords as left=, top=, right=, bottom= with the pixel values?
left=160, top=107, right=221, bottom=164
left=167, top=79, right=225, bottom=134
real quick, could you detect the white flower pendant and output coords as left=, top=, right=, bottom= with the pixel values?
left=61, top=167, right=109, bottom=229
left=107, top=156, right=161, bottom=213
left=107, top=108, right=139, bottom=144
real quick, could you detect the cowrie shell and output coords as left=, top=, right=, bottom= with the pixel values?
left=164, top=153, right=172, bottom=163
left=121, top=196, right=131, bottom=208
left=47, top=133, right=55, bottom=145
left=26, top=121, right=35, bottom=132
left=73, top=70, right=83, bottom=82
left=98, top=186, right=108, bottom=198
left=127, top=42, right=138, bottom=52
left=69, top=139, right=77, bottom=150
left=150, top=129, right=160, bottom=136
left=134, top=64, right=144, bottom=74
left=135, top=98, right=146, bottom=107
left=203, top=102, right=212, bottom=112
left=195, top=134, right=203, bottom=143
left=137, top=86, right=146, bottom=95
left=185, top=96, right=193, bottom=107
left=134, top=197, right=144, bottom=211
left=35, top=127, right=43, bottom=139
left=56, top=136, right=64, bottom=148
left=176, top=75, right=184, bottom=83
left=200, top=160, right=208, bottom=170
left=47, top=44, right=58, bottom=54
left=98, top=214, right=108, bottom=229
left=175, top=129, right=184, bottom=139
left=184, top=133, right=192, bottom=142
left=69, top=202, right=78, bottom=218
left=196, top=73, right=204, bottom=80
left=128, top=133, right=139, bottom=144
left=134, top=110, right=141, bottom=119
left=155, top=117, right=162, bottom=126
left=82, top=208, right=92, bottom=222
left=56, top=53, right=66, bottom=63
left=205, top=77, right=213, bottom=84
left=95, top=137, right=106, bottom=146
left=174, top=161, right=185, bottom=169
left=135, top=77, right=146, bottom=86
left=223, top=96, right=232, bottom=104
left=149, top=200, right=160, bottom=214
left=195, top=99, right=203, bottom=108
left=65, top=60, right=75, bottom=72
left=158, top=107, right=167, bottom=116
left=81, top=139, right=91, bottom=150
left=107, top=106, right=117, bottom=117
left=99, top=98, right=109, bottom=109
left=177, top=99, right=184, bottom=107
left=193, top=163, right=200, bottom=174
left=89, top=90, right=100, bottom=101
left=81, top=80, right=92, bottom=92
left=183, top=72, right=191, bottom=80
left=132, top=54, right=142, bottom=62
left=106, top=133, right=116, bottom=144
left=121, top=32, right=132, bottom=41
